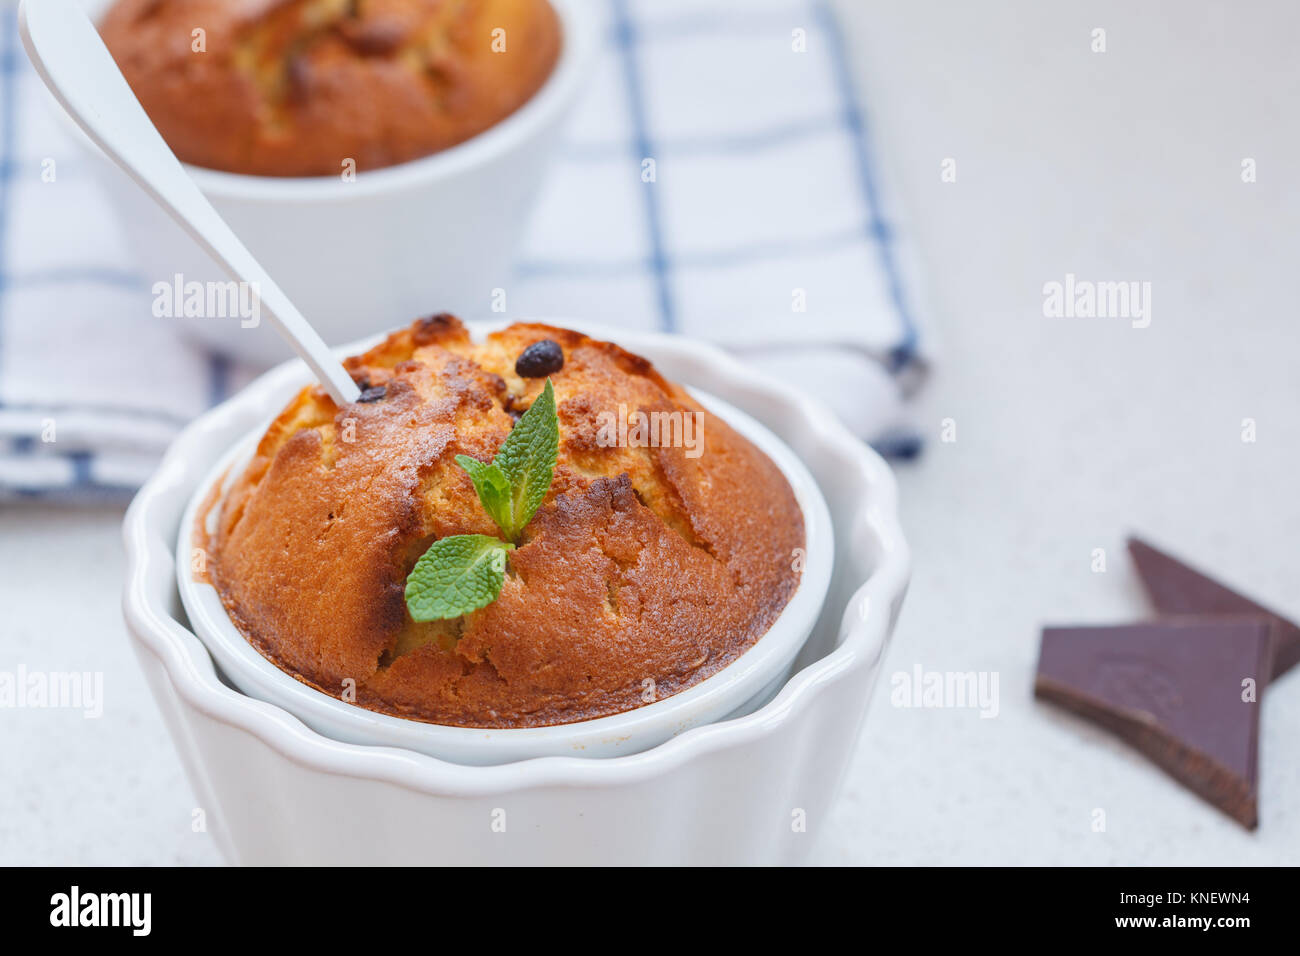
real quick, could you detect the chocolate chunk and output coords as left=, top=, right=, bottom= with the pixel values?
left=357, top=386, right=386, bottom=403
left=1035, top=618, right=1272, bottom=829
left=515, top=339, right=564, bottom=378
left=339, top=17, right=407, bottom=56
left=412, top=313, right=459, bottom=345
left=1128, top=536, right=1300, bottom=680
left=285, top=55, right=314, bottom=105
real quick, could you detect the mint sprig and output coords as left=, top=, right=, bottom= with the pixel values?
left=404, top=380, right=560, bottom=622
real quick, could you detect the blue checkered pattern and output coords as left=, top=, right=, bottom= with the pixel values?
left=0, top=0, right=928, bottom=500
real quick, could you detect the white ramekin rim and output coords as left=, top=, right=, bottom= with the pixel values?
left=174, top=367, right=835, bottom=763
left=74, top=0, right=597, bottom=202
left=123, top=322, right=911, bottom=794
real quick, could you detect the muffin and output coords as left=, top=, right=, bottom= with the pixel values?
left=206, top=316, right=805, bottom=728
left=100, top=0, right=562, bottom=177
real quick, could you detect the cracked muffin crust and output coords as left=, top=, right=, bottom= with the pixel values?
left=100, top=0, right=561, bottom=177
left=208, top=316, right=805, bottom=727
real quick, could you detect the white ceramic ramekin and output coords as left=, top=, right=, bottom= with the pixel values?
left=69, top=0, right=595, bottom=365
left=123, top=323, right=911, bottom=865
left=176, top=368, right=834, bottom=765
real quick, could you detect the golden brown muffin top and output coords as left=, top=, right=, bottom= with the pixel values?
left=100, top=0, right=561, bottom=176
left=208, top=316, right=805, bottom=728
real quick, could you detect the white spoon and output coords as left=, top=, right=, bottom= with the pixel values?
left=18, top=0, right=360, bottom=405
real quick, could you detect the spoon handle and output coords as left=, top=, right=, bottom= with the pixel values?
left=18, top=0, right=360, bottom=405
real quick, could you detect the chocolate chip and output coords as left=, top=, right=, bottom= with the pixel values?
left=357, top=386, right=386, bottom=403
left=413, top=312, right=459, bottom=345
left=515, top=339, right=564, bottom=378
left=339, top=17, right=407, bottom=56
left=285, top=55, right=314, bottom=105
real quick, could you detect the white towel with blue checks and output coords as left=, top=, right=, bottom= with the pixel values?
left=0, top=0, right=928, bottom=500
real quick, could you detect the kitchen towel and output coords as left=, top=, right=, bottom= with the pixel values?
left=0, top=0, right=929, bottom=500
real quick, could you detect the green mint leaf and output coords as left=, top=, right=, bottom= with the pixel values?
left=455, top=455, right=514, bottom=537
left=494, top=379, right=559, bottom=540
left=404, top=534, right=513, bottom=622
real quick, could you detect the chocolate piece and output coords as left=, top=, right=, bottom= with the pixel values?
left=1128, top=536, right=1300, bottom=679
left=515, top=339, right=564, bottom=378
left=357, top=386, right=386, bottom=403
left=338, top=16, right=408, bottom=56
left=1035, top=619, right=1272, bottom=829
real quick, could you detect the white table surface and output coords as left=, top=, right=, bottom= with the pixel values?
left=2, top=0, right=1297, bottom=865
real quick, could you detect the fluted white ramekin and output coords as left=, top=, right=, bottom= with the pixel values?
left=123, top=321, right=910, bottom=865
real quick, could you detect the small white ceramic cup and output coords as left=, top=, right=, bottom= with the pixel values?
left=125, top=319, right=908, bottom=864
left=67, top=0, right=596, bottom=365
left=176, top=354, right=834, bottom=766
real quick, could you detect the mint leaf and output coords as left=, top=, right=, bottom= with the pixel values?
left=404, top=534, right=513, bottom=622
left=413, top=381, right=557, bottom=624
left=494, top=379, right=559, bottom=540
left=455, top=455, right=514, bottom=536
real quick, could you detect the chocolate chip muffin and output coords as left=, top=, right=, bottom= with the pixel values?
left=100, top=0, right=562, bottom=177
left=207, top=316, right=805, bottom=728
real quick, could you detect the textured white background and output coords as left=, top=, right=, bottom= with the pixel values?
left=2, top=0, right=1297, bottom=864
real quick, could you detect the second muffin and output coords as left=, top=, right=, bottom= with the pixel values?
left=100, top=0, right=562, bottom=177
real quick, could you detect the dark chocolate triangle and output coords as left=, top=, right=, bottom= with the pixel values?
left=1128, top=536, right=1300, bottom=679
left=1035, top=619, right=1272, bottom=829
